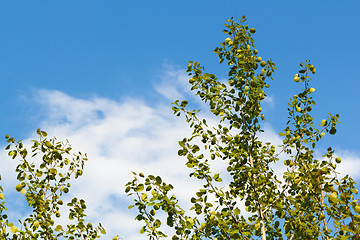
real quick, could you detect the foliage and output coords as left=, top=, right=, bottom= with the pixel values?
left=126, top=16, right=360, bottom=239
left=0, top=129, right=106, bottom=239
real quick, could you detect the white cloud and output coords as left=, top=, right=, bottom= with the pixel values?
left=33, top=93, right=198, bottom=240
left=154, top=63, right=192, bottom=101
left=263, top=95, right=274, bottom=108
left=1, top=65, right=359, bottom=239
left=1, top=82, right=205, bottom=239
left=333, top=150, right=360, bottom=179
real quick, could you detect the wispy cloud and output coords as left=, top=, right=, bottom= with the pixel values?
left=32, top=92, right=197, bottom=239
left=1, top=65, right=359, bottom=239
left=333, top=150, right=360, bottom=180
left=154, top=63, right=192, bottom=101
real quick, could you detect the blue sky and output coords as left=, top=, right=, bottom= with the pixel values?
left=0, top=1, right=359, bottom=239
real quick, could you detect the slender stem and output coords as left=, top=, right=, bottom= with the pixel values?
left=289, top=230, right=296, bottom=240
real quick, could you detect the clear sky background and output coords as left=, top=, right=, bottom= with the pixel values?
left=0, top=1, right=359, bottom=239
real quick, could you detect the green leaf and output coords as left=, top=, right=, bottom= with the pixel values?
left=137, top=184, right=144, bottom=192
left=234, top=208, right=240, bottom=216
left=329, top=127, right=337, bottom=135
left=55, top=225, right=63, bottom=232
left=44, top=141, right=53, bottom=148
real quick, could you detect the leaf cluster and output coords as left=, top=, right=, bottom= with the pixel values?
left=126, top=17, right=360, bottom=240
left=0, top=129, right=106, bottom=239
